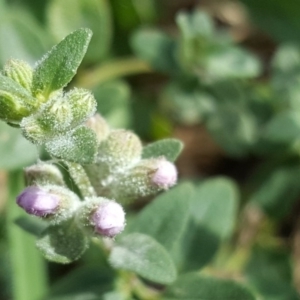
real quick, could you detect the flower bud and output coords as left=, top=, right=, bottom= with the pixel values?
left=21, top=88, right=97, bottom=144
left=0, top=73, right=37, bottom=124
left=17, top=186, right=59, bottom=217
left=76, top=197, right=125, bottom=238
left=17, top=185, right=80, bottom=224
left=92, top=201, right=125, bottom=237
left=111, top=157, right=177, bottom=202
left=85, top=113, right=110, bottom=143
left=3, top=59, right=33, bottom=91
left=96, top=129, right=142, bottom=172
left=151, top=159, right=177, bottom=189
left=24, top=162, right=65, bottom=186
left=66, top=88, right=97, bottom=127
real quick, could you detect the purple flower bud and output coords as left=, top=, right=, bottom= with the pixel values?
left=17, top=186, right=59, bottom=217
left=92, top=201, right=125, bottom=238
left=152, top=160, right=177, bottom=189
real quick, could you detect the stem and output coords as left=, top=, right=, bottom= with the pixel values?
left=64, top=161, right=96, bottom=199
left=77, top=57, right=152, bottom=88
left=6, top=171, right=48, bottom=300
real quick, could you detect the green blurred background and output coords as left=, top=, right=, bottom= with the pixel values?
left=1, top=0, right=300, bottom=299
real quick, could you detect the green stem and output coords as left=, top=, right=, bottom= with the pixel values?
left=6, top=171, right=48, bottom=300
left=77, top=57, right=152, bottom=88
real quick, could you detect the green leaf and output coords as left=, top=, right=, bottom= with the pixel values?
left=109, top=233, right=177, bottom=284
left=177, top=10, right=215, bottom=39
left=129, top=183, right=193, bottom=251
left=32, top=28, right=92, bottom=97
left=0, top=122, right=38, bottom=170
left=171, top=220, right=220, bottom=272
left=206, top=105, right=258, bottom=157
left=0, top=8, right=51, bottom=66
left=0, top=73, right=35, bottom=103
left=171, top=177, right=239, bottom=271
left=93, top=80, right=131, bottom=128
left=160, top=82, right=215, bottom=125
left=131, top=29, right=178, bottom=72
left=36, top=219, right=89, bottom=263
left=271, top=44, right=300, bottom=110
left=47, top=0, right=112, bottom=64
left=163, top=273, right=256, bottom=300
left=45, top=126, right=98, bottom=164
left=192, top=177, right=239, bottom=240
left=263, top=111, right=300, bottom=143
left=15, top=216, right=48, bottom=237
left=46, top=266, right=114, bottom=299
left=206, top=46, right=261, bottom=80
left=247, top=249, right=296, bottom=298
left=245, top=247, right=299, bottom=300
left=142, top=138, right=184, bottom=162
left=249, top=164, right=300, bottom=219
left=241, top=0, right=300, bottom=42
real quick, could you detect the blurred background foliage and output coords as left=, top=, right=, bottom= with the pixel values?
left=1, top=0, right=300, bottom=299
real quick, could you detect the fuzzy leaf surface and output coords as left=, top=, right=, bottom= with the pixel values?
left=109, top=233, right=177, bottom=284
left=45, top=126, right=97, bottom=164
left=163, top=273, right=256, bottom=300
left=142, top=138, right=183, bottom=162
left=47, top=0, right=111, bottom=64
left=36, top=219, right=89, bottom=264
left=129, top=183, right=193, bottom=251
left=32, top=28, right=92, bottom=97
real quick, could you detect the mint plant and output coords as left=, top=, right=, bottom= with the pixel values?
left=0, top=27, right=260, bottom=300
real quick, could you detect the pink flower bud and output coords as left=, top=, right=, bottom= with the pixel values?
left=92, top=201, right=125, bottom=238
left=152, top=160, right=177, bottom=189
left=17, top=186, right=59, bottom=217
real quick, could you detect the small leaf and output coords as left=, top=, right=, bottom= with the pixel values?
left=15, top=216, right=48, bottom=237
left=131, top=29, right=178, bottom=72
left=129, top=183, right=193, bottom=251
left=32, top=28, right=92, bottom=97
left=264, top=111, right=300, bottom=143
left=249, top=164, right=300, bottom=219
left=109, top=233, right=177, bottom=284
left=46, top=266, right=114, bottom=299
left=0, top=8, right=51, bottom=66
left=92, top=80, right=131, bottom=128
left=36, top=219, right=89, bottom=264
left=246, top=247, right=299, bottom=300
left=45, top=126, right=97, bottom=164
left=163, top=273, right=256, bottom=300
left=192, top=177, right=239, bottom=240
left=47, top=0, right=112, bottom=64
left=142, top=138, right=184, bottom=162
left=206, top=46, right=261, bottom=80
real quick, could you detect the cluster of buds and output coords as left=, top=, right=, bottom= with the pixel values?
left=16, top=121, right=178, bottom=237
left=16, top=162, right=126, bottom=238
left=0, top=29, right=180, bottom=262
left=83, top=117, right=178, bottom=203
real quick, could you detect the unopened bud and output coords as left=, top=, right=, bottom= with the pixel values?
left=66, top=88, right=97, bottom=127
left=76, top=197, right=125, bottom=238
left=21, top=88, right=97, bottom=144
left=0, top=74, right=37, bottom=124
left=24, top=162, right=65, bottom=186
left=97, top=129, right=142, bottom=172
left=85, top=113, right=110, bottom=143
left=111, top=157, right=177, bottom=202
left=17, top=186, right=59, bottom=217
left=17, top=185, right=80, bottom=224
left=92, top=201, right=125, bottom=237
left=3, top=59, right=33, bottom=91
left=151, top=159, right=177, bottom=189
